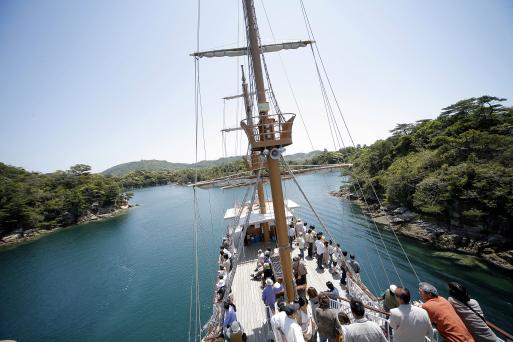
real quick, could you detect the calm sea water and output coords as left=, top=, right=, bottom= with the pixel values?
left=1, top=172, right=512, bottom=341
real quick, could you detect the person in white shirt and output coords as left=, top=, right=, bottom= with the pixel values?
left=343, top=299, right=387, bottom=342
left=282, top=303, right=305, bottom=342
left=315, top=236, right=326, bottom=270
left=288, top=225, right=296, bottom=248
left=295, top=219, right=304, bottom=235
left=271, top=302, right=287, bottom=342
left=297, top=233, right=305, bottom=259
left=389, top=287, right=434, bottom=342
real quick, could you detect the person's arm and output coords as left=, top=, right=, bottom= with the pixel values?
left=389, top=311, right=399, bottom=330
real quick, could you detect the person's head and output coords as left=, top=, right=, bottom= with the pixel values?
left=329, top=240, right=333, bottom=245
left=307, top=287, right=318, bottom=299
left=224, top=254, right=229, bottom=260
left=395, top=287, right=411, bottom=305
left=350, top=254, right=355, bottom=260
left=338, top=311, right=351, bottom=325
left=319, top=293, right=330, bottom=309
left=258, top=249, right=262, bottom=254
left=293, top=256, right=300, bottom=263
left=277, top=300, right=286, bottom=312
left=284, top=303, right=300, bottom=317
left=337, top=243, right=340, bottom=248
left=342, top=250, right=348, bottom=256
left=219, top=265, right=225, bottom=271
left=389, top=284, right=397, bottom=294
left=324, top=241, right=329, bottom=246
left=304, top=222, right=307, bottom=226
left=448, top=281, right=470, bottom=303
left=298, top=296, right=307, bottom=308
left=223, top=301, right=231, bottom=310
left=220, top=250, right=224, bottom=256
left=298, top=219, right=301, bottom=223
left=326, top=281, right=334, bottom=290
left=264, top=251, right=270, bottom=257
left=317, top=235, right=322, bottom=240
left=230, top=321, right=241, bottom=334
left=290, top=224, right=294, bottom=228
left=299, top=232, right=303, bottom=236
left=308, top=229, right=312, bottom=234
left=350, top=298, right=365, bottom=318
left=419, top=282, right=438, bottom=302
left=265, top=278, right=273, bottom=287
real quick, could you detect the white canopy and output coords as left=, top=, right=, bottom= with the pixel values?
left=224, top=199, right=299, bottom=227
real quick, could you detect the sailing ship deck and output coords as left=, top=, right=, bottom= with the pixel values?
left=232, top=242, right=347, bottom=342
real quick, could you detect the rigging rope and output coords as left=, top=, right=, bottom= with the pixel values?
left=298, top=0, right=421, bottom=285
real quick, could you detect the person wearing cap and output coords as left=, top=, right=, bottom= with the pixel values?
left=225, top=321, right=245, bottom=342
left=262, top=278, right=277, bottom=317
left=282, top=303, right=305, bottom=342
left=389, top=287, right=434, bottom=342
left=419, top=282, right=474, bottom=342
left=315, top=294, right=342, bottom=342
left=382, top=284, right=399, bottom=312
left=343, top=298, right=387, bottom=342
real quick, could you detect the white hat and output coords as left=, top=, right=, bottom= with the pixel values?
left=265, top=278, right=273, bottom=286
left=390, top=284, right=397, bottom=293
left=230, top=321, right=241, bottom=333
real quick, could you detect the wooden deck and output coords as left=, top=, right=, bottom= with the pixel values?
left=231, top=241, right=347, bottom=342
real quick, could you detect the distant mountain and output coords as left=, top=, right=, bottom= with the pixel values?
left=102, top=151, right=322, bottom=176
left=102, top=160, right=189, bottom=176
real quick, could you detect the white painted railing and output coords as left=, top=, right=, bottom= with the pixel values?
left=329, top=298, right=439, bottom=342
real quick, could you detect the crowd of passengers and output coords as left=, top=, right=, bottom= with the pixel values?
left=213, top=220, right=500, bottom=342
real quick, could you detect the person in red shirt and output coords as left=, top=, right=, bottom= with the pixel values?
left=419, top=282, right=475, bottom=342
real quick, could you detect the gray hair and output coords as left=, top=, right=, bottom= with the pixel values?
left=419, top=282, right=438, bottom=297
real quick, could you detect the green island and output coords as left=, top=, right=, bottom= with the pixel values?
left=1, top=96, right=512, bottom=270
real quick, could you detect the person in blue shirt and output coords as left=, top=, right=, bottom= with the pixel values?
left=223, top=302, right=237, bottom=329
left=262, top=278, right=277, bottom=321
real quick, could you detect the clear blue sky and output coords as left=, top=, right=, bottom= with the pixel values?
left=1, top=0, right=512, bottom=173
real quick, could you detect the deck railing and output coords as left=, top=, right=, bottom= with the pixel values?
left=329, top=298, right=439, bottom=342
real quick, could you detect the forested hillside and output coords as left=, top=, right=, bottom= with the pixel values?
left=0, top=164, right=129, bottom=237
left=350, top=96, right=512, bottom=236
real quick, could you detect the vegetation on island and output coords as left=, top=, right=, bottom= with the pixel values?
left=348, top=96, right=513, bottom=237
left=0, top=163, right=129, bottom=238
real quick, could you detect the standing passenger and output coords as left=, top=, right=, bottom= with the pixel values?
left=389, top=287, right=434, bottom=342
left=315, top=294, right=342, bottom=342
left=297, top=232, right=306, bottom=259
left=448, top=282, right=499, bottom=342
left=315, top=236, right=326, bottom=270
left=343, top=299, right=387, bottom=342
left=289, top=225, right=296, bottom=248
left=419, top=282, right=474, bottom=342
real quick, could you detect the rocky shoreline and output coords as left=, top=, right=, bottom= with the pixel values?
left=0, top=204, right=136, bottom=250
left=330, top=188, right=513, bottom=272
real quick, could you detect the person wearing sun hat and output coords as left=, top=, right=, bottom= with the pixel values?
left=382, top=284, right=399, bottom=312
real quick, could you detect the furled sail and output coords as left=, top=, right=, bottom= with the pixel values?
left=191, top=40, right=314, bottom=58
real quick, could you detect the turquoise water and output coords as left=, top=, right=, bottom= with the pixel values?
left=0, top=172, right=512, bottom=341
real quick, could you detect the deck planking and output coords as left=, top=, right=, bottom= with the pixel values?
left=230, top=241, right=346, bottom=342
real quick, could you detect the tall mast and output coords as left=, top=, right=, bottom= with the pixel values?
left=242, top=0, right=295, bottom=301
left=241, top=66, right=271, bottom=242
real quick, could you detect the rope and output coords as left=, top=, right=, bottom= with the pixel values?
left=299, top=0, right=421, bottom=284
left=259, top=0, right=315, bottom=149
